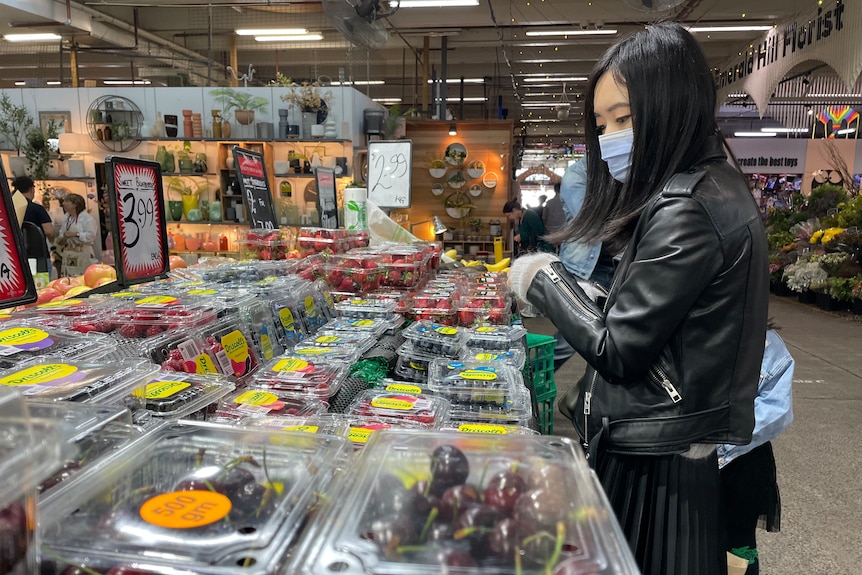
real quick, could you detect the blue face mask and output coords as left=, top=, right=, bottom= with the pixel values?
left=598, top=127, right=634, bottom=183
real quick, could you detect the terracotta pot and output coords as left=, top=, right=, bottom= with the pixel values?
left=235, top=110, right=255, bottom=126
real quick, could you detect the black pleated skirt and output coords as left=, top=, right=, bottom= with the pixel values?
left=720, top=441, right=782, bottom=550
left=596, top=448, right=727, bottom=575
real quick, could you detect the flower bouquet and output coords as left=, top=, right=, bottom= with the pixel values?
left=783, top=257, right=827, bottom=294
left=280, top=81, right=333, bottom=114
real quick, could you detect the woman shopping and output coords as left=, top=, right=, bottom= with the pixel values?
left=55, top=193, right=97, bottom=277
left=509, top=22, right=768, bottom=575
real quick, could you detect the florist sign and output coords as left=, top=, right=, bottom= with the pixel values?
left=726, top=139, right=807, bottom=174
left=715, top=0, right=862, bottom=117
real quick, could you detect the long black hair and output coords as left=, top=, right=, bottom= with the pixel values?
left=550, top=22, right=718, bottom=253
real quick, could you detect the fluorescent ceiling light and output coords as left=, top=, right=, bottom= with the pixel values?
left=236, top=28, right=307, bottom=36
left=761, top=127, right=808, bottom=133
left=446, top=97, right=488, bottom=102
left=400, top=0, right=479, bottom=7
left=688, top=25, right=772, bottom=33
left=523, top=77, right=588, bottom=83
left=519, top=119, right=558, bottom=123
left=255, top=34, right=322, bottom=42
left=733, top=132, right=776, bottom=137
left=727, top=93, right=748, bottom=98
left=525, top=29, right=617, bottom=37
left=807, top=93, right=862, bottom=98
left=46, top=81, right=61, bottom=86
left=515, top=59, right=574, bottom=64
left=427, top=78, right=484, bottom=84
left=4, top=33, right=61, bottom=42
left=521, top=103, right=557, bottom=108
left=104, top=80, right=151, bottom=85
left=332, top=80, right=385, bottom=85
left=373, top=98, right=402, bottom=103
left=14, top=81, right=25, bottom=86
left=837, top=128, right=856, bottom=135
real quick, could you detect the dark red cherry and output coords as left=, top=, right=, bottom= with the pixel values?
left=483, top=471, right=527, bottom=516
left=487, top=517, right=520, bottom=561
left=438, top=484, right=481, bottom=522
left=429, top=444, right=470, bottom=496
left=513, top=488, right=567, bottom=534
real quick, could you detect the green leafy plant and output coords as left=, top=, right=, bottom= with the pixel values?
left=269, top=72, right=294, bottom=87
left=826, top=275, right=859, bottom=302
left=0, top=93, right=35, bottom=155
left=807, top=183, right=848, bottom=218
left=383, top=104, right=415, bottom=139
left=835, top=195, right=862, bottom=229
left=345, top=180, right=364, bottom=188
left=209, top=88, right=269, bottom=115
left=23, top=120, right=59, bottom=183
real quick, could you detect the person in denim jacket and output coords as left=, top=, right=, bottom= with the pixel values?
left=720, top=328, right=794, bottom=575
left=553, top=157, right=615, bottom=370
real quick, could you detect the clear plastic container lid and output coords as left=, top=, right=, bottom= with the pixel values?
left=401, top=320, right=468, bottom=357
left=466, top=324, right=528, bottom=350
left=427, top=359, right=521, bottom=407
left=243, top=413, right=352, bottom=438
left=108, top=295, right=220, bottom=340
left=335, top=297, right=398, bottom=320
left=0, top=357, right=158, bottom=405
left=342, top=416, right=401, bottom=450
left=39, top=420, right=352, bottom=575
left=251, top=355, right=349, bottom=399
left=394, top=341, right=438, bottom=383
left=220, top=294, right=285, bottom=363
left=136, top=371, right=236, bottom=422
left=438, top=421, right=539, bottom=435
left=345, top=389, right=450, bottom=430
left=292, top=332, right=376, bottom=363
left=462, top=347, right=527, bottom=370
left=0, top=324, right=117, bottom=369
left=320, top=317, right=390, bottom=338
left=289, top=430, right=639, bottom=575
left=444, top=384, right=535, bottom=427
left=211, top=387, right=329, bottom=423
left=197, top=318, right=261, bottom=381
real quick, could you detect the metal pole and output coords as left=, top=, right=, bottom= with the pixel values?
left=439, top=36, right=447, bottom=121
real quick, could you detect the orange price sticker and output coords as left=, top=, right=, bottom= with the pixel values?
left=139, top=490, right=232, bottom=529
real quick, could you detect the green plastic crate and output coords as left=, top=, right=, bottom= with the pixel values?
left=525, top=333, right=556, bottom=398
left=524, top=333, right=557, bottom=435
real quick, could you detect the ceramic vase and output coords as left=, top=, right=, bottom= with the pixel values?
left=301, top=112, right=316, bottom=139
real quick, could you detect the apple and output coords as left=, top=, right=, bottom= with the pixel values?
left=169, top=255, right=187, bottom=270
left=36, top=288, right=62, bottom=305
left=93, top=277, right=115, bottom=287
left=48, top=276, right=83, bottom=295
left=83, top=264, right=117, bottom=288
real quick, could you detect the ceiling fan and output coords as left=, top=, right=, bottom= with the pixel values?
left=322, top=0, right=399, bottom=50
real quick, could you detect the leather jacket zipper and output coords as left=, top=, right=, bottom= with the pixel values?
left=542, top=266, right=601, bottom=321
left=650, top=364, right=682, bottom=403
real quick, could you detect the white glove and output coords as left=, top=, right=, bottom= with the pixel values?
left=508, top=252, right=561, bottom=306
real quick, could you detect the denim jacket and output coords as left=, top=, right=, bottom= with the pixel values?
left=558, top=158, right=602, bottom=280
left=718, top=329, right=794, bottom=468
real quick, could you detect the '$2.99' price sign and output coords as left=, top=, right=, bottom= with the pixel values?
left=106, top=158, right=169, bottom=285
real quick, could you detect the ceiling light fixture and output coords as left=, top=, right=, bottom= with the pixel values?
left=103, top=80, right=152, bottom=85
left=46, top=81, right=61, bottom=86
left=761, top=127, right=808, bottom=133
left=446, top=97, right=488, bottom=102
left=373, top=97, right=403, bottom=103
left=332, top=80, right=385, bottom=85
left=13, top=81, right=25, bottom=86
left=400, top=0, right=479, bottom=7
left=427, top=78, right=484, bottom=84
left=687, top=25, right=772, bottom=33
left=236, top=28, right=307, bottom=36
left=525, top=29, right=617, bottom=37
left=255, top=34, right=323, bottom=42
left=3, top=33, right=61, bottom=42
left=807, top=93, right=862, bottom=98
left=837, top=128, right=856, bottom=135
left=523, top=77, right=588, bottom=83
left=449, top=123, right=458, bottom=136
left=733, top=132, right=776, bottom=137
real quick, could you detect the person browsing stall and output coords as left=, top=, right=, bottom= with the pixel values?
left=502, top=200, right=554, bottom=253
left=508, top=22, right=769, bottom=575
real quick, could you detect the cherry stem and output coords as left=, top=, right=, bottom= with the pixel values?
left=543, top=521, right=566, bottom=575
left=477, top=460, right=490, bottom=491
left=520, top=529, right=555, bottom=548
left=453, top=526, right=494, bottom=540
left=419, top=507, right=439, bottom=541
left=515, top=545, right=523, bottom=575
left=111, top=486, right=155, bottom=512
left=195, top=447, right=206, bottom=468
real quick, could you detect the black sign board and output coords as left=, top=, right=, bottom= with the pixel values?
left=232, top=146, right=278, bottom=230
left=0, top=161, right=37, bottom=307
left=105, top=157, right=170, bottom=287
left=315, top=167, right=339, bottom=229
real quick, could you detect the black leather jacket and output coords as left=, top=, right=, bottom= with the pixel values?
left=527, top=140, right=768, bottom=455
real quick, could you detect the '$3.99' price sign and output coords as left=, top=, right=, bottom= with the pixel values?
left=107, top=158, right=169, bottom=285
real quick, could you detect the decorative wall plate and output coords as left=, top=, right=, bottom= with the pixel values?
left=482, top=171, right=499, bottom=188
left=431, top=183, right=445, bottom=196
left=447, top=171, right=467, bottom=189
left=444, top=142, right=468, bottom=166
left=466, top=160, right=485, bottom=179
left=468, top=184, right=482, bottom=197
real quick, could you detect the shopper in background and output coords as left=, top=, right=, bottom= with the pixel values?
left=542, top=182, right=567, bottom=236
left=10, top=177, right=29, bottom=227
left=502, top=200, right=554, bottom=254
left=534, top=194, right=547, bottom=222
left=55, top=193, right=96, bottom=277
left=720, top=326, right=794, bottom=575
left=12, top=176, right=55, bottom=241
left=508, top=22, right=768, bottom=575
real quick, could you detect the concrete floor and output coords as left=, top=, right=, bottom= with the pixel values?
left=524, top=295, right=862, bottom=575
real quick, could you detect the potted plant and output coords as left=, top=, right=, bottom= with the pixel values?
left=429, top=159, right=446, bottom=179
left=444, top=192, right=475, bottom=219
left=280, top=81, right=333, bottom=138
left=167, top=176, right=207, bottom=221
left=23, top=120, right=59, bottom=189
left=466, top=160, right=485, bottom=179
left=343, top=181, right=367, bottom=231
left=210, top=88, right=269, bottom=126
left=447, top=170, right=466, bottom=189
left=851, top=278, right=862, bottom=314
left=383, top=104, right=415, bottom=139
left=783, top=256, right=827, bottom=303
left=0, top=93, right=35, bottom=176
left=467, top=218, right=482, bottom=233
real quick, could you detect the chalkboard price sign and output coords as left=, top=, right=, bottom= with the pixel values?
left=105, top=157, right=169, bottom=286
left=232, top=146, right=278, bottom=230
left=367, top=140, right=412, bottom=209
left=0, top=160, right=36, bottom=307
